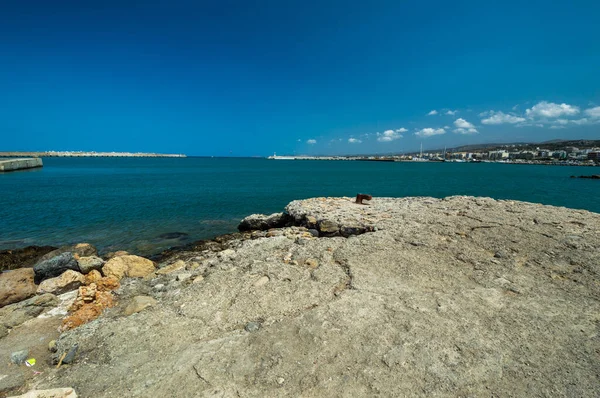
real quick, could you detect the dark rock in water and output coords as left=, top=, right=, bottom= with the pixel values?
left=0, top=245, right=57, bottom=272
left=37, top=243, right=97, bottom=264
left=238, top=212, right=294, bottom=231
left=33, top=252, right=80, bottom=283
left=575, top=175, right=600, bottom=179
left=158, top=232, right=189, bottom=240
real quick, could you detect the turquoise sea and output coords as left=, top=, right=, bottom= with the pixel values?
left=1, top=157, right=599, bottom=255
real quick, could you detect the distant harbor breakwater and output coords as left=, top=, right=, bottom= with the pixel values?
left=0, top=151, right=186, bottom=158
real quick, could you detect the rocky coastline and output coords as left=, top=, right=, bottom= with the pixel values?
left=1, top=196, right=599, bottom=397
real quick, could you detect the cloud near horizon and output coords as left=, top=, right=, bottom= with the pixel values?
left=307, top=139, right=317, bottom=144
left=415, top=127, right=446, bottom=137
left=525, top=101, right=580, bottom=118
left=348, top=138, right=362, bottom=143
left=481, top=111, right=526, bottom=125
left=427, top=110, right=438, bottom=116
left=585, top=106, right=600, bottom=118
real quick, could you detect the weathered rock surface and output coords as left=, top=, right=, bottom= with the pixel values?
left=123, top=296, right=157, bottom=316
left=0, top=293, right=59, bottom=329
left=0, top=268, right=37, bottom=307
left=238, top=212, right=293, bottom=231
left=8, top=388, right=78, bottom=398
left=0, top=246, right=57, bottom=272
left=29, top=197, right=600, bottom=397
left=102, top=255, right=155, bottom=280
left=37, top=243, right=97, bottom=264
left=33, top=253, right=80, bottom=283
left=76, top=256, right=104, bottom=274
left=37, top=270, right=86, bottom=295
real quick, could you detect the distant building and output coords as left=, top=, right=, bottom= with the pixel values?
left=588, top=151, right=600, bottom=161
left=488, top=150, right=509, bottom=160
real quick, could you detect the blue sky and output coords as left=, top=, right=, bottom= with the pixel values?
left=1, top=1, right=599, bottom=156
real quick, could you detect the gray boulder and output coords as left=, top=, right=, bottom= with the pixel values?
left=238, top=212, right=293, bottom=231
left=77, top=256, right=105, bottom=274
left=33, top=252, right=80, bottom=283
left=37, top=243, right=98, bottom=264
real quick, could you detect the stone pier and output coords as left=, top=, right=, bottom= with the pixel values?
left=0, top=157, right=43, bottom=172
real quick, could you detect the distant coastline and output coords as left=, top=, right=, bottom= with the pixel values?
left=0, top=151, right=186, bottom=158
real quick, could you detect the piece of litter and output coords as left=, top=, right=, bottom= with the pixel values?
left=33, top=371, right=43, bottom=375
left=25, top=358, right=36, bottom=367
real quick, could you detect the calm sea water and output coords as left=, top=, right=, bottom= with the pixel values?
left=1, top=157, right=598, bottom=255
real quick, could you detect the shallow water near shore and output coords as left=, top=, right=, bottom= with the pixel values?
left=1, top=157, right=598, bottom=255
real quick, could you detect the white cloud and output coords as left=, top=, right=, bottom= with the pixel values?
left=348, top=138, right=362, bottom=143
left=481, top=111, right=526, bottom=125
left=585, top=106, right=600, bottom=118
left=571, top=118, right=590, bottom=125
left=427, top=110, right=438, bottom=116
left=443, top=125, right=450, bottom=129
left=525, top=101, right=580, bottom=118
left=377, top=129, right=403, bottom=142
left=453, top=128, right=478, bottom=135
left=395, top=128, right=408, bottom=133
left=554, top=119, right=569, bottom=125
left=445, top=110, right=457, bottom=115
left=549, top=126, right=565, bottom=130
left=454, top=118, right=475, bottom=129
left=307, top=139, right=317, bottom=144
left=415, top=128, right=446, bottom=137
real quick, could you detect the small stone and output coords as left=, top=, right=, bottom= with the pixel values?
left=305, top=259, right=319, bottom=269
left=124, top=296, right=157, bottom=316
left=305, top=216, right=318, bottom=228
left=176, top=272, right=192, bottom=282
left=290, top=260, right=299, bottom=266
left=77, top=256, right=105, bottom=274
left=37, top=270, right=86, bottom=295
left=245, top=322, right=261, bottom=332
left=494, top=250, right=509, bottom=259
left=84, top=269, right=103, bottom=285
left=318, top=220, right=339, bottom=236
left=253, top=276, right=269, bottom=287
left=307, top=229, right=319, bottom=237
left=153, top=283, right=166, bottom=292
left=48, top=340, right=57, bottom=352
left=192, top=275, right=204, bottom=284
left=61, top=344, right=78, bottom=364
left=10, top=349, right=29, bottom=365
left=277, top=377, right=285, bottom=385
left=156, top=260, right=186, bottom=275
left=102, top=255, right=156, bottom=280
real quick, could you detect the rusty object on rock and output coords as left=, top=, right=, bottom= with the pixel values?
left=355, top=194, right=372, bottom=205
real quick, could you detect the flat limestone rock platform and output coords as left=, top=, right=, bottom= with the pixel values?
left=28, top=196, right=600, bottom=397
left=0, top=158, right=43, bottom=172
